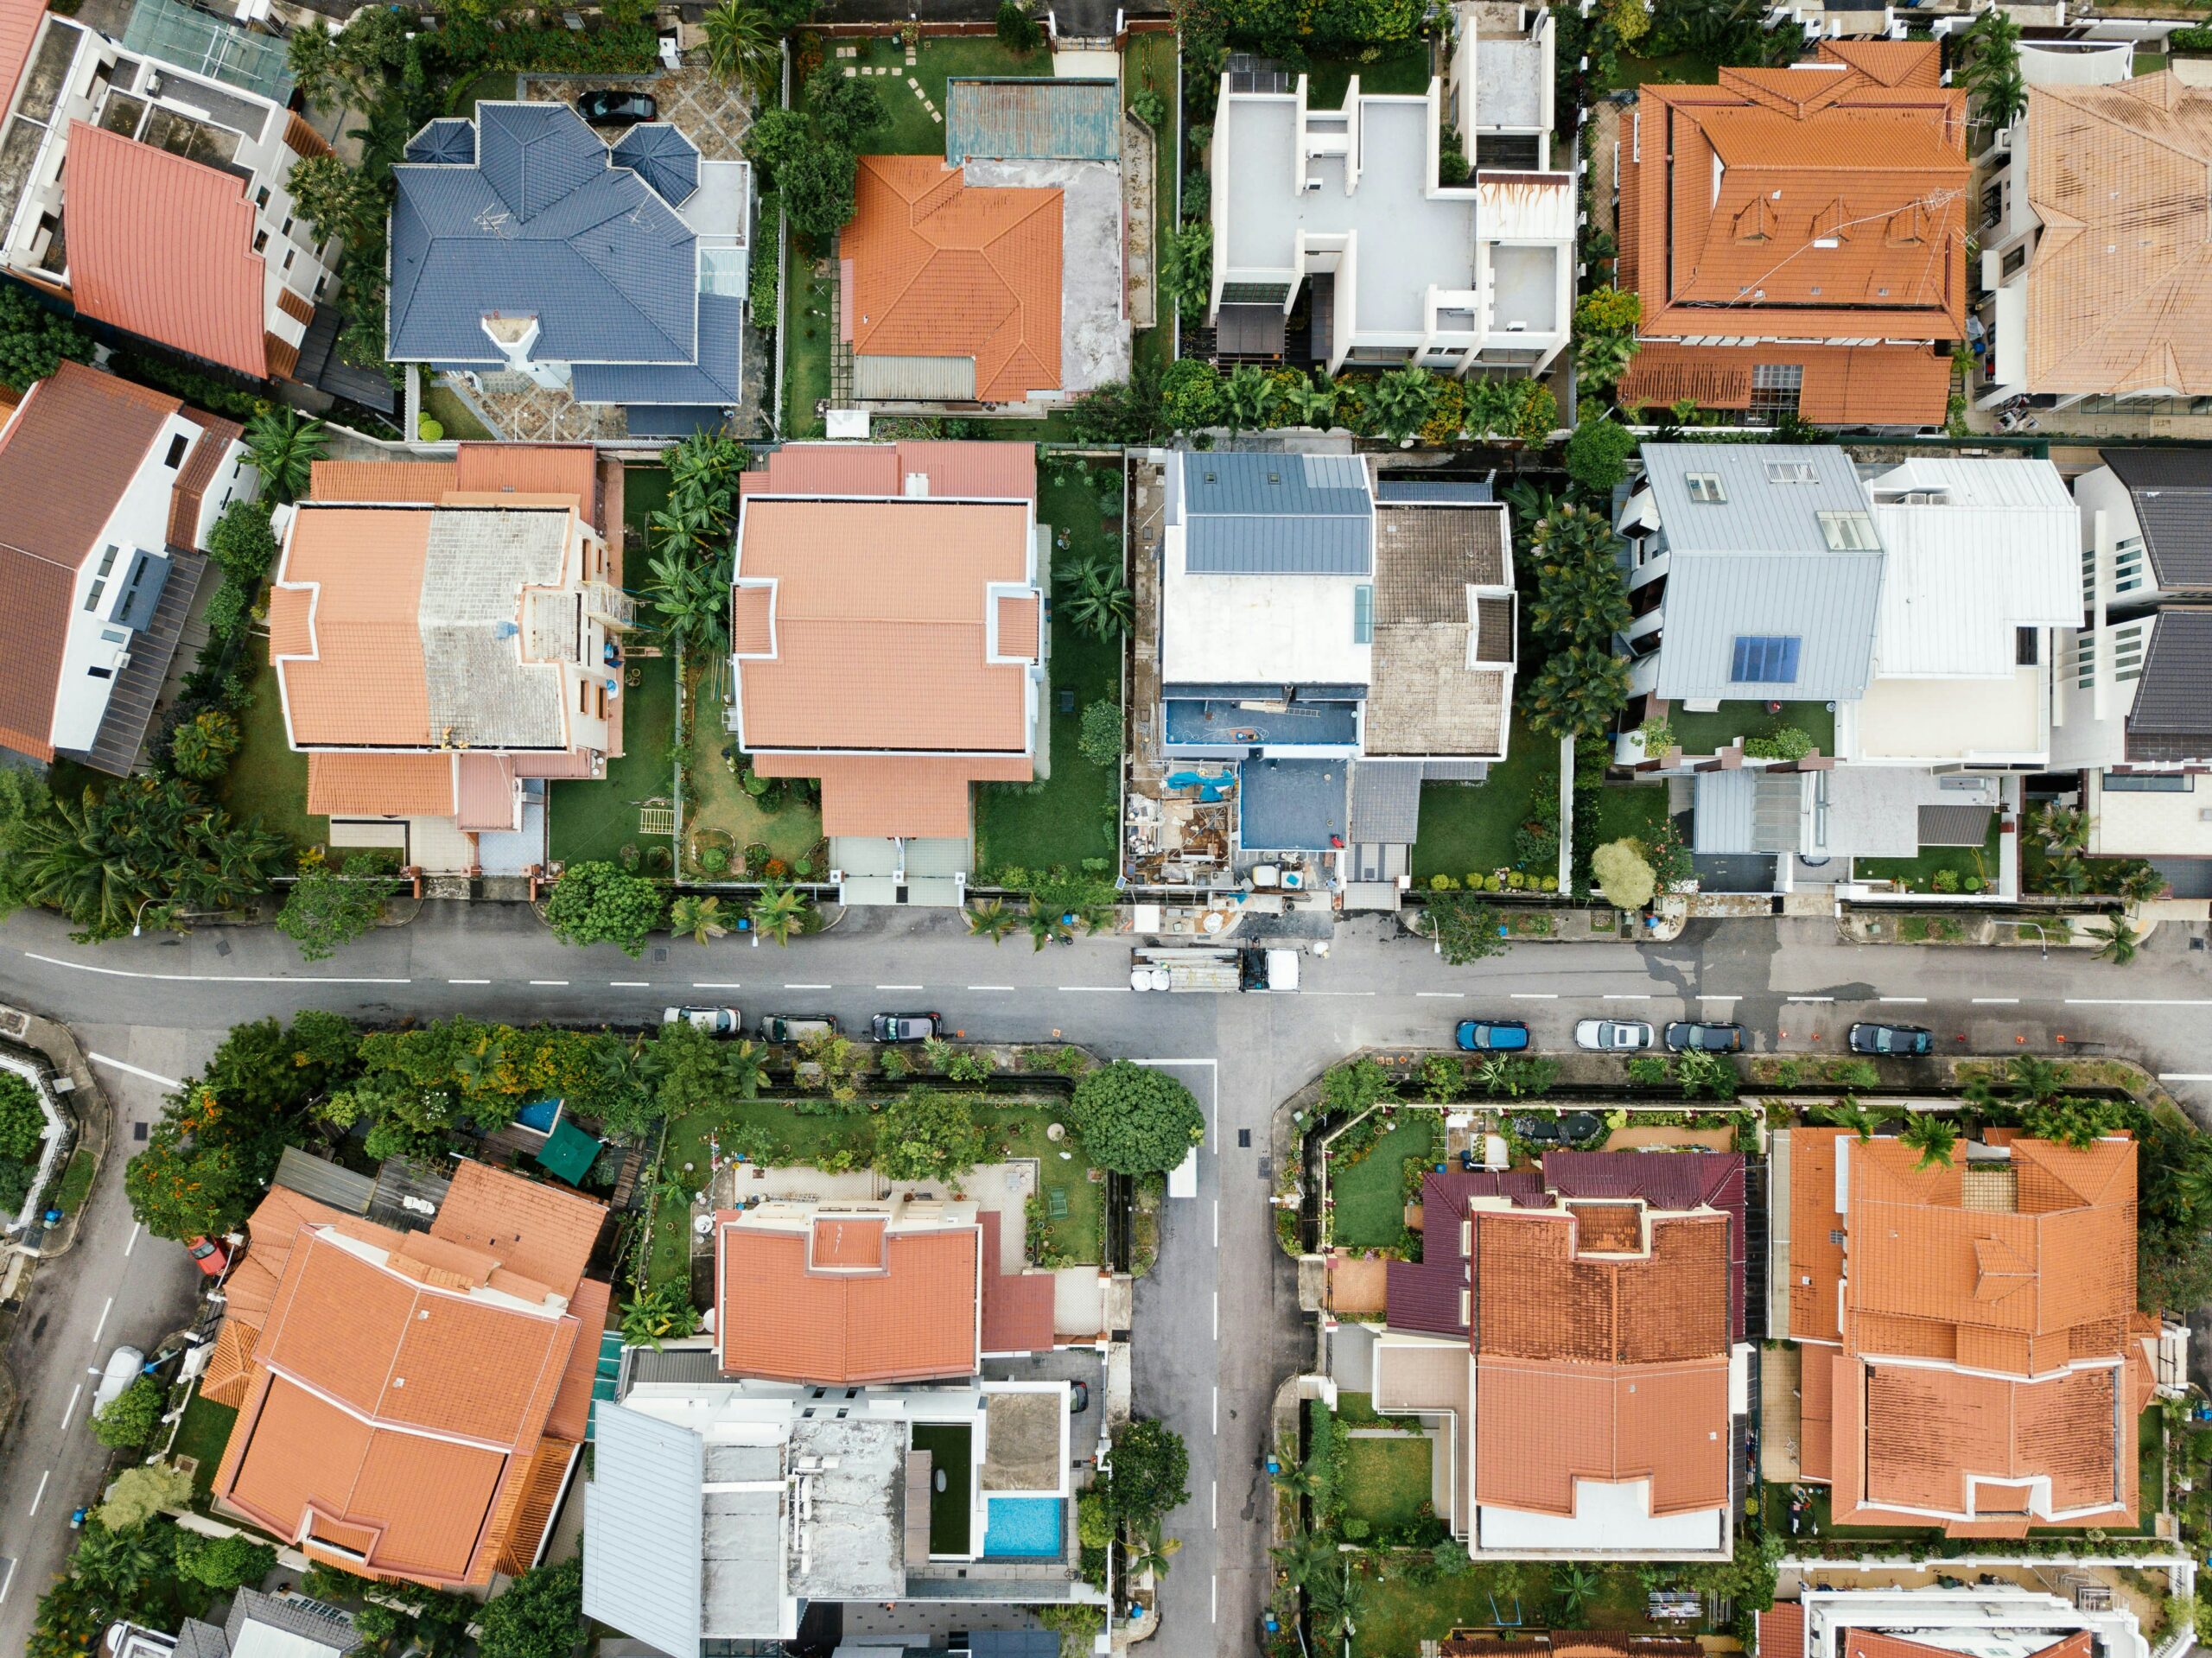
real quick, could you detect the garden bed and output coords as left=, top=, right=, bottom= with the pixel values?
left=1349, top=1561, right=1675, bottom=1658
left=1667, top=700, right=1836, bottom=757
left=682, top=665, right=822, bottom=877
left=1853, top=815, right=2002, bottom=895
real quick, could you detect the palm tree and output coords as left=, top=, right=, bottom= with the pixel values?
left=646, top=553, right=728, bottom=654
left=1128, top=1523, right=1181, bottom=1579
left=1521, top=645, right=1630, bottom=740
left=749, top=880, right=810, bottom=945
left=453, top=1034, right=506, bottom=1096
left=2118, top=862, right=2166, bottom=905
left=1370, top=364, right=1442, bottom=443
left=723, top=1039, right=768, bottom=1100
left=243, top=406, right=328, bottom=504
left=2090, top=915, right=2140, bottom=965
left=2007, top=1054, right=2063, bottom=1107
left=1900, top=1112, right=1959, bottom=1170
left=1281, top=372, right=1337, bottom=429
left=74, top=1521, right=168, bottom=1599
left=1573, top=329, right=1637, bottom=392
left=1815, top=1094, right=1878, bottom=1141
left=671, top=894, right=729, bottom=944
left=701, top=0, right=782, bottom=94
left=1224, top=363, right=1278, bottom=430
left=2030, top=802, right=2090, bottom=855
left=964, top=899, right=1018, bottom=943
left=1026, top=903, right=1074, bottom=950
left=1271, top=1532, right=1339, bottom=1589
left=1056, top=556, right=1133, bottom=638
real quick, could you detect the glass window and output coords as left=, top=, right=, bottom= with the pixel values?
left=1352, top=584, right=1372, bottom=645
left=1749, top=365, right=1803, bottom=422
left=2102, top=772, right=2189, bottom=793
left=2015, top=626, right=2038, bottom=667
left=1686, top=473, right=1726, bottom=504
left=164, top=434, right=188, bottom=467
left=83, top=581, right=105, bottom=613
left=1764, top=460, right=1818, bottom=485
left=1731, top=635, right=1802, bottom=683
left=1818, top=511, right=1878, bottom=550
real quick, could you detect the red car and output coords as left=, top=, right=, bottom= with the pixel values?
left=186, top=1236, right=228, bottom=1277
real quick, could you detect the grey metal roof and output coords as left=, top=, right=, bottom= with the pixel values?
left=623, top=1344, right=722, bottom=1386
left=1175, top=450, right=1374, bottom=575
left=613, top=122, right=701, bottom=207
left=582, top=1402, right=709, bottom=1658
left=1423, top=759, right=1489, bottom=781
left=1376, top=477, right=1493, bottom=504
left=1916, top=803, right=1993, bottom=847
left=406, top=118, right=478, bottom=165
left=969, top=1635, right=1061, bottom=1657
left=1348, top=760, right=1423, bottom=844
left=2102, top=449, right=2212, bottom=591
left=226, top=1591, right=361, bottom=1655
left=851, top=351, right=977, bottom=402
left=389, top=102, right=698, bottom=367
left=1637, top=443, right=1872, bottom=554
left=945, top=77, right=1120, bottom=162
left=1652, top=546, right=1884, bottom=701
left=572, top=293, right=745, bottom=405
left=273, top=1146, right=372, bottom=1215
left=2126, top=609, right=2212, bottom=762
left=1238, top=757, right=1349, bottom=851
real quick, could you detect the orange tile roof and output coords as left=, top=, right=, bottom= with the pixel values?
left=274, top=507, right=433, bottom=747
left=307, top=461, right=457, bottom=504
left=1759, top=1605, right=1807, bottom=1658
left=1858, top=1360, right=2127, bottom=1520
left=741, top=440, right=1038, bottom=501
left=1473, top=1209, right=1731, bottom=1364
left=978, top=1209, right=1055, bottom=1355
left=716, top=1211, right=981, bottom=1384
left=996, top=594, right=1039, bottom=661
left=734, top=498, right=1033, bottom=752
left=226, top=1185, right=390, bottom=1324
left=65, top=122, right=270, bottom=378
left=198, top=1316, right=259, bottom=1411
left=432, top=1159, right=606, bottom=1299
left=1473, top=1356, right=1731, bottom=1517
left=544, top=1275, right=611, bottom=1443
left=454, top=442, right=595, bottom=519
left=1618, top=341, right=1954, bottom=426
left=2021, top=75, right=2212, bottom=397
left=1788, top=1127, right=1847, bottom=1344
left=750, top=752, right=1033, bottom=838
left=0, top=0, right=45, bottom=116
left=813, top=1216, right=887, bottom=1267
left=1798, top=1332, right=1834, bottom=1481
left=305, top=753, right=453, bottom=818
left=732, top=585, right=773, bottom=654
left=844, top=155, right=1063, bottom=401
left=454, top=753, right=518, bottom=832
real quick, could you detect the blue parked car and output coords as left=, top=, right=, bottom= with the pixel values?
left=1456, top=1019, right=1529, bottom=1052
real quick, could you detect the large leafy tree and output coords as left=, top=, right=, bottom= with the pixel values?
left=0, top=283, right=93, bottom=392
left=479, top=1556, right=584, bottom=1658
left=873, top=1089, right=988, bottom=1183
left=277, top=850, right=404, bottom=962
left=1370, top=365, right=1442, bottom=443
left=0, top=1071, right=45, bottom=1162
left=545, top=861, right=665, bottom=955
left=1067, top=1060, right=1204, bottom=1175
left=90, top=1375, right=164, bottom=1449
left=1102, top=1419, right=1191, bottom=1528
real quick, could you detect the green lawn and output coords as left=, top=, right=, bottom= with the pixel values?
left=1853, top=814, right=2002, bottom=893
left=220, top=657, right=321, bottom=854
left=683, top=663, right=822, bottom=878
left=549, top=652, right=677, bottom=867
left=419, top=381, right=493, bottom=441
left=1329, top=1118, right=1436, bottom=1248
left=174, top=1392, right=237, bottom=1499
left=1350, top=1562, right=1682, bottom=1656
left=623, top=463, right=671, bottom=545
left=1668, top=700, right=1837, bottom=757
left=1343, top=1434, right=1433, bottom=1528
left=1306, top=39, right=1435, bottom=107
left=824, top=34, right=1055, bottom=157
left=448, top=70, right=518, bottom=118
left=781, top=233, right=837, bottom=441
left=973, top=465, right=1124, bottom=881
left=1615, top=49, right=1724, bottom=85
left=911, top=1422, right=975, bottom=1553
left=1592, top=782, right=1670, bottom=848
left=1411, top=715, right=1556, bottom=880
left=49, top=1146, right=94, bottom=1214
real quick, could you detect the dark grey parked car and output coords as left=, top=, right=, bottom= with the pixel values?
left=1664, top=1020, right=1745, bottom=1053
left=1848, top=1021, right=1933, bottom=1056
left=577, top=88, right=658, bottom=126
left=872, top=1013, right=941, bottom=1042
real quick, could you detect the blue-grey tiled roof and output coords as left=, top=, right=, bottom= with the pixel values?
left=1173, top=450, right=1375, bottom=575
left=613, top=122, right=700, bottom=206
left=388, top=101, right=699, bottom=368
left=405, top=117, right=478, bottom=165
left=571, top=293, right=743, bottom=405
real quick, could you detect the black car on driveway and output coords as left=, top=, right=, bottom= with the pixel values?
left=1847, top=1021, right=1933, bottom=1056
left=576, top=88, right=658, bottom=126
left=1664, top=1020, right=1745, bottom=1053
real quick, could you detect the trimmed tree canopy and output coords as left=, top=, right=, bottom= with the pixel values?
left=1067, top=1060, right=1204, bottom=1175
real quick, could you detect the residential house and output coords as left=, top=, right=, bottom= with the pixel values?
left=203, top=1160, right=613, bottom=1588
left=1615, top=42, right=1967, bottom=428
left=1974, top=73, right=2212, bottom=413
left=1370, top=1151, right=1748, bottom=1559
left=1771, top=1128, right=2168, bottom=1534
left=0, top=359, right=251, bottom=773
left=1759, top=1583, right=2152, bottom=1658
left=268, top=443, right=632, bottom=878
left=715, top=1197, right=1055, bottom=1386
left=109, top=1590, right=364, bottom=1658
left=1205, top=3, right=1573, bottom=374
left=0, top=0, right=352, bottom=394
left=2057, top=451, right=2212, bottom=871
left=843, top=77, right=1129, bottom=406
left=389, top=102, right=751, bottom=436
left=727, top=441, right=1045, bottom=904
left=1149, top=453, right=1515, bottom=898
left=1618, top=445, right=2077, bottom=894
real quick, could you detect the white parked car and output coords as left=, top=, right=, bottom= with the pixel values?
left=1575, top=1018, right=1655, bottom=1051
left=662, top=1007, right=741, bottom=1035
left=92, top=1344, right=145, bottom=1414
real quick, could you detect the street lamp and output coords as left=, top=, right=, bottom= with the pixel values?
left=130, top=897, right=159, bottom=937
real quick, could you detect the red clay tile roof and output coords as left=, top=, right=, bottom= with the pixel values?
left=433, top=1159, right=606, bottom=1299
left=305, top=753, right=453, bottom=818
left=1758, top=1605, right=1807, bottom=1658
left=1858, top=1360, right=2127, bottom=1520
left=979, top=1208, right=1055, bottom=1355
left=814, top=1215, right=888, bottom=1267
left=1788, top=1127, right=1848, bottom=1345
left=751, top=753, right=1012, bottom=838
left=544, top=1274, right=612, bottom=1443
left=454, top=753, right=518, bottom=833
left=1618, top=341, right=1955, bottom=426
left=198, top=1316, right=260, bottom=1410
left=0, top=0, right=45, bottom=117
left=275, top=508, right=433, bottom=747
left=1386, top=1170, right=1548, bottom=1337
left=307, top=461, right=458, bottom=503
left=844, top=156, right=1063, bottom=401
left=0, top=362, right=181, bottom=759
left=716, top=1210, right=982, bottom=1384
left=731, top=585, right=773, bottom=654
left=1473, top=1355, right=1731, bottom=1516
left=65, top=122, right=270, bottom=378
left=1543, top=1150, right=1747, bottom=1341
left=166, top=410, right=243, bottom=552
left=996, top=593, right=1039, bottom=661
left=1473, top=1208, right=1731, bottom=1364
left=454, top=442, right=596, bottom=521
left=741, top=440, right=1038, bottom=501
left=1798, top=1333, right=1835, bottom=1480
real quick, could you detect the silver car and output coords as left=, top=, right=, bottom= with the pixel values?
left=1575, top=1018, right=1655, bottom=1051
left=662, top=1006, right=741, bottom=1035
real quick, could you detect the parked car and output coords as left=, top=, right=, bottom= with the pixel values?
left=663, top=1006, right=741, bottom=1035
left=1575, top=1018, right=1654, bottom=1051
left=1455, top=1019, right=1529, bottom=1052
left=185, top=1235, right=228, bottom=1277
left=1664, top=1020, right=1745, bottom=1053
left=760, top=1014, right=838, bottom=1043
left=1069, top=1380, right=1090, bottom=1413
left=576, top=88, right=658, bottom=126
left=92, top=1344, right=145, bottom=1414
left=872, top=1013, right=942, bottom=1042
left=1847, top=1021, right=1933, bottom=1056
left=1514, top=1111, right=1604, bottom=1146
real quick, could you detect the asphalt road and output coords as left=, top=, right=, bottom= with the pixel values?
left=0, top=900, right=2206, bottom=1655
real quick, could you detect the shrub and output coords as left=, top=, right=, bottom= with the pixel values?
left=1429, top=873, right=1457, bottom=892
left=544, top=861, right=665, bottom=956
left=1161, top=358, right=1225, bottom=429
left=996, top=0, right=1044, bottom=51
left=417, top=416, right=443, bottom=441
left=1078, top=700, right=1123, bottom=767
left=169, top=709, right=242, bottom=782
left=1564, top=414, right=1638, bottom=496
left=1931, top=868, right=1961, bottom=893
left=1742, top=726, right=1815, bottom=762
left=90, top=1375, right=163, bottom=1448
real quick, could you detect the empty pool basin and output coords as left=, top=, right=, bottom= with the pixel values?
left=982, top=1496, right=1064, bottom=1559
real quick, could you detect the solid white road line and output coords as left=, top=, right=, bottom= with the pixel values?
left=528, top=980, right=569, bottom=987
left=1700, top=994, right=1739, bottom=1002
left=876, top=983, right=924, bottom=990
left=2068, top=998, right=2212, bottom=1007
left=1212, top=1292, right=1219, bottom=1341
left=1415, top=991, right=1464, bottom=999
left=26, top=1469, right=48, bottom=1519
left=1211, top=1575, right=1218, bottom=1624
left=1212, top=1201, right=1219, bottom=1248
left=1212, top=1385, right=1218, bottom=1434
left=1878, top=996, right=1928, bottom=1003
left=59, top=1382, right=81, bottom=1432
left=88, top=1053, right=184, bottom=1089
left=1211, top=1481, right=1218, bottom=1528
left=609, top=981, right=651, bottom=988
left=1786, top=994, right=1834, bottom=1003
left=1061, top=985, right=1129, bottom=993
left=31, top=952, right=408, bottom=985
left=123, top=1222, right=139, bottom=1258
left=1971, top=997, right=2020, bottom=1005
left=448, top=979, right=490, bottom=985
left=1510, top=992, right=1558, bottom=1001
left=91, top=1296, right=112, bottom=1346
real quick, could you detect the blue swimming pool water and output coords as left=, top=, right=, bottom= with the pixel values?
left=515, top=1098, right=563, bottom=1133
left=982, top=1496, right=1063, bottom=1559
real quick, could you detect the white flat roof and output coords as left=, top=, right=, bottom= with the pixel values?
left=1160, top=523, right=1372, bottom=686
left=1478, top=1477, right=1724, bottom=1552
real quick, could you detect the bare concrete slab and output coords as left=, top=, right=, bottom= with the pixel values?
left=967, top=158, right=1131, bottom=392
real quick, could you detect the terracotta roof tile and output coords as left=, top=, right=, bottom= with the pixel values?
left=1759, top=1605, right=1807, bottom=1658
left=742, top=440, right=1037, bottom=501
left=274, top=507, right=432, bottom=746
left=0, top=0, right=45, bottom=113
left=1859, top=1361, right=2126, bottom=1518
left=543, top=1275, right=611, bottom=1442
left=307, top=461, right=458, bottom=503
left=978, top=1208, right=1055, bottom=1355
left=799, top=754, right=979, bottom=838
left=1788, top=1128, right=1847, bottom=1344
left=731, top=585, right=773, bottom=654
left=66, top=122, right=270, bottom=378
left=1473, top=1209, right=1730, bottom=1364
left=1799, top=1343, right=1834, bottom=1480
left=814, top=1216, right=887, bottom=1267
left=1385, top=1170, right=1549, bottom=1337
left=1473, top=1356, right=1731, bottom=1516
left=198, top=1317, right=259, bottom=1410
left=454, top=443, right=596, bottom=523
left=454, top=753, right=518, bottom=833
left=167, top=411, right=242, bottom=551
left=996, top=594, right=1039, bottom=660
left=844, top=156, right=1063, bottom=400
left=305, top=753, right=453, bottom=818
left=432, top=1159, right=607, bottom=1298
left=1618, top=341, right=1954, bottom=426
left=497, top=1436, right=580, bottom=1575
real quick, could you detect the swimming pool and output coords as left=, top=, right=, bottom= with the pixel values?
left=982, top=1496, right=1064, bottom=1559
left=514, top=1098, right=563, bottom=1134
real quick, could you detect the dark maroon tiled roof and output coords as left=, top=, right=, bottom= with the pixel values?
left=1385, top=1170, right=1545, bottom=1339
left=1544, top=1151, right=1747, bottom=1340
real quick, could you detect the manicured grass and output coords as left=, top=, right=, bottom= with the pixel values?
left=49, top=1146, right=94, bottom=1214
left=549, top=653, right=677, bottom=867
left=823, top=35, right=1055, bottom=157
left=623, top=462, right=671, bottom=543
left=1667, top=699, right=1836, bottom=757
left=1343, top=1434, right=1433, bottom=1528
left=220, top=658, right=321, bottom=854
left=1411, top=714, right=1556, bottom=880
left=683, top=664, right=822, bottom=877
left=1328, top=1118, right=1435, bottom=1248
left=1350, top=1562, right=1681, bottom=1656
left=1334, top=1390, right=1382, bottom=1426
left=974, top=466, right=1124, bottom=880
left=173, top=1392, right=237, bottom=1499
left=1307, top=38, right=1435, bottom=107
left=1615, top=49, right=1724, bottom=85
left=420, top=382, right=493, bottom=441
left=1592, top=782, right=1670, bottom=848
left=448, top=70, right=518, bottom=118
left=781, top=233, right=836, bottom=441
left=911, top=1422, right=975, bottom=1554
left=1853, top=815, right=2002, bottom=893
